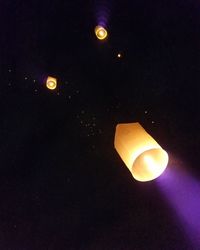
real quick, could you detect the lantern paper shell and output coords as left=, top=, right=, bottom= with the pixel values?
left=46, top=76, right=57, bottom=90
left=95, top=25, right=108, bottom=40
left=114, top=122, right=168, bottom=182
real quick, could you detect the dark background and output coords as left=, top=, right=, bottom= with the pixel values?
left=0, top=0, right=199, bottom=249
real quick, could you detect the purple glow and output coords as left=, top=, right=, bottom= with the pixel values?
left=97, top=10, right=109, bottom=27
left=157, top=163, right=200, bottom=247
left=95, top=1, right=110, bottom=28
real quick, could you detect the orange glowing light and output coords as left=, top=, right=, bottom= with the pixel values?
left=114, top=122, right=168, bottom=182
left=95, top=25, right=108, bottom=40
left=46, top=76, right=57, bottom=90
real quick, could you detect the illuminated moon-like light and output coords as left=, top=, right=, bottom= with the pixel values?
left=114, top=122, right=169, bottom=182
left=46, top=76, right=57, bottom=90
left=95, top=25, right=108, bottom=40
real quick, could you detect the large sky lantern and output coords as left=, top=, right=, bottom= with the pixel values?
left=95, top=25, right=108, bottom=40
left=46, top=76, right=57, bottom=90
left=114, top=122, right=169, bottom=182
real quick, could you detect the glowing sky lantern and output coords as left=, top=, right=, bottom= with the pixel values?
left=46, top=76, right=57, bottom=90
left=114, top=122, right=168, bottom=182
left=95, top=25, right=108, bottom=40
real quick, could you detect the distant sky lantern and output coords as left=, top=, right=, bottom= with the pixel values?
left=46, top=76, right=57, bottom=90
left=95, top=25, right=108, bottom=40
left=114, top=122, right=168, bottom=182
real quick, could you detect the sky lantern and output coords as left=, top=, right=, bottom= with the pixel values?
left=46, top=76, right=57, bottom=90
left=114, top=122, right=168, bottom=182
left=95, top=25, right=108, bottom=40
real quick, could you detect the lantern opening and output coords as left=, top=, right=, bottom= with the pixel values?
left=132, top=148, right=168, bottom=182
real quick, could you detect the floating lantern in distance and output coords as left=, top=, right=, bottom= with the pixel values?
left=114, top=122, right=168, bottom=182
left=46, top=76, right=57, bottom=90
left=95, top=25, right=108, bottom=40
left=117, top=53, right=122, bottom=58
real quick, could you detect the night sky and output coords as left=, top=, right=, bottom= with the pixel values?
left=1, top=0, right=200, bottom=249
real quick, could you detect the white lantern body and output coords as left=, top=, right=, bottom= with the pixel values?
left=114, top=122, right=168, bottom=182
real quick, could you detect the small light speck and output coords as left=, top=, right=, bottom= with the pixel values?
left=151, top=121, right=155, bottom=124
left=57, top=92, right=60, bottom=96
left=34, top=89, right=38, bottom=93
left=33, top=79, right=36, bottom=83
left=25, top=77, right=28, bottom=80
left=145, top=110, right=148, bottom=114
left=8, top=69, right=12, bottom=72
left=68, top=95, right=71, bottom=99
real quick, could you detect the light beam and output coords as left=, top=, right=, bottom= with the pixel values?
left=157, top=163, right=200, bottom=247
